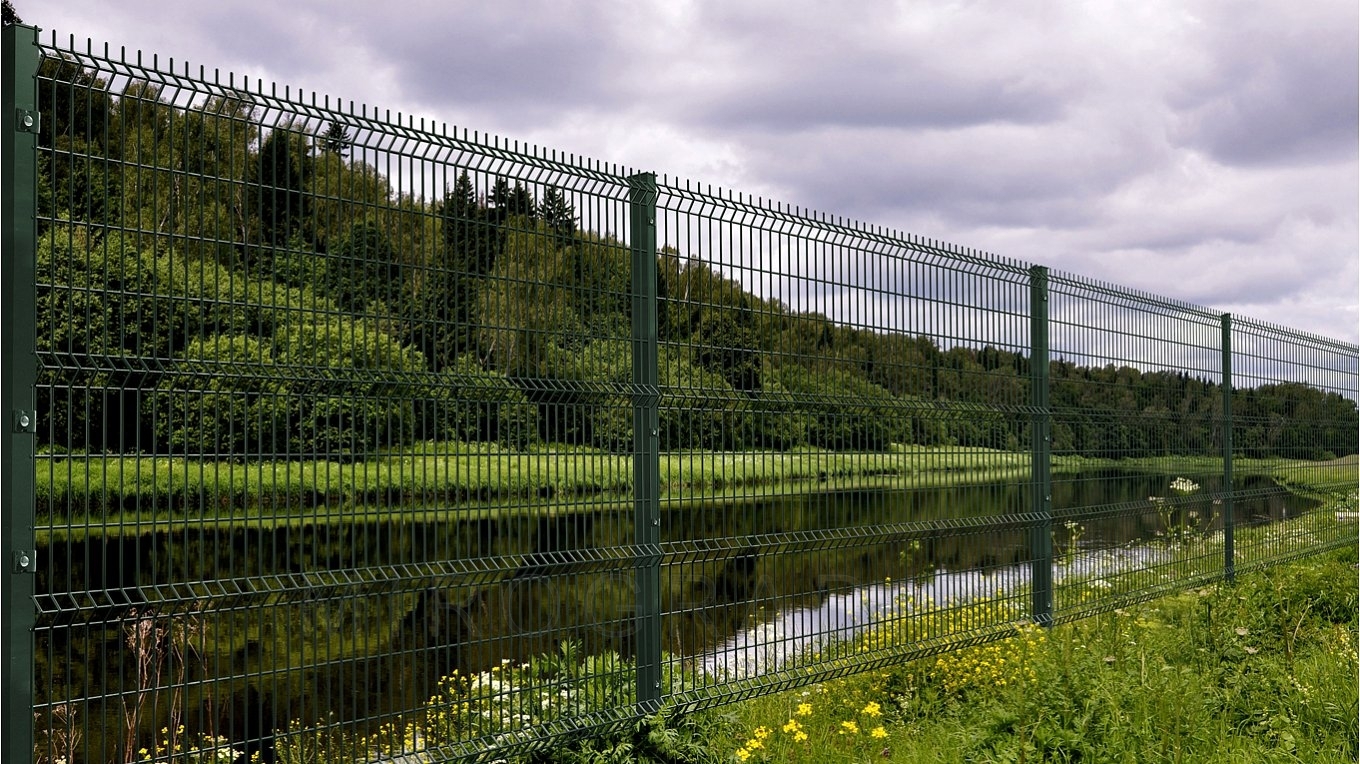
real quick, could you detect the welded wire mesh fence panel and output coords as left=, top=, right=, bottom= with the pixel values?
left=652, top=180, right=1043, bottom=709
left=1044, top=273, right=1233, bottom=621
left=29, top=33, right=648, bottom=764
left=1228, top=317, right=1359, bottom=574
left=1045, top=273, right=1359, bottom=622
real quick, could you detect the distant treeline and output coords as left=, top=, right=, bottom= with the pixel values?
left=33, top=55, right=1359, bottom=461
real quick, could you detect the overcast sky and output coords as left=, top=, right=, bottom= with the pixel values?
left=27, top=0, right=1360, bottom=344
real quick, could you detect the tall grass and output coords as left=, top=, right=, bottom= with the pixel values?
left=719, top=544, right=1358, bottom=764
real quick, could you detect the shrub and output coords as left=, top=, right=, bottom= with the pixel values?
left=774, top=364, right=909, bottom=451
left=659, top=347, right=751, bottom=451
left=421, top=356, right=538, bottom=449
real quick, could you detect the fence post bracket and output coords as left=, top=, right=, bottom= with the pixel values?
left=13, top=108, right=37, bottom=133
left=10, top=550, right=35, bottom=574
left=12, top=410, right=35, bottom=433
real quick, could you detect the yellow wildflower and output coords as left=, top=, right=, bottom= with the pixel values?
left=796, top=702, right=813, bottom=716
left=861, top=701, right=882, bottom=717
left=871, top=726, right=888, bottom=738
left=840, top=720, right=860, bottom=734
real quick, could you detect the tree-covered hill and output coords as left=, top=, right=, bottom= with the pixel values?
left=33, top=59, right=1358, bottom=461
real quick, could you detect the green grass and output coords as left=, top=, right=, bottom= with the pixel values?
left=35, top=444, right=1039, bottom=532
left=714, top=544, right=1359, bottom=764
left=36, top=446, right=1355, bottom=535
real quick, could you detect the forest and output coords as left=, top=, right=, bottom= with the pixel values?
left=30, top=53, right=1359, bottom=464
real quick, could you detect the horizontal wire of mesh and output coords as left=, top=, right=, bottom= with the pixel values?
left=20, top=29, right=1360, bottom=764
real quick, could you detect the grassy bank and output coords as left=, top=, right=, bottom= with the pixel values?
left=713, top=543, right=1358, bottom=763
left=35, top=445, right=1351, bottom=533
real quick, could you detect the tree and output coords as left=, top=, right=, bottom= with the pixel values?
left=325, top=219, right=400, bottom=312
left=255, top=126, right=312, bottom=245
left=441, top=172, right=494, bottom=274
left=420, top=356, right=538, bottom=448
left=414, top=171, right=500, bottom=367
left=47, top=138, right=121, bottom=226
left=539, top=186, right=576, bottom=240
left=490, top=177, right=535, bottom=220
left=774, top=364, right=908, bottom=451
left=37, top=54, right=112, bottom=149
left=2, top=1, right=20, bottom=24
left=319, top=120, right=351, bottom=157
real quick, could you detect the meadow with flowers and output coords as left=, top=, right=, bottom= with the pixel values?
left=715, top=542, right=1356, bottom=763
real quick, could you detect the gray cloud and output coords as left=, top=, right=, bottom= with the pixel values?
left=1170, top=2, right=1359, bottom=166
left=672, top=4, right=1075, bottom=132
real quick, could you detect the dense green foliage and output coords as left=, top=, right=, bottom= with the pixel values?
left=33, top=60, right=1359, bottom=463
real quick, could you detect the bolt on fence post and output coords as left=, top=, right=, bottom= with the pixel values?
left=629, top=172, right=662, bottom=714
left=1221, top=313, right=1235, bottom=583
left=2, top=22, right=40, bottom=764
left=1029, top=266, right=1053, bottom=627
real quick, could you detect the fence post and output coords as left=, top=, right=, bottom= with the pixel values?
left=1029, top=266, right=1053, bottom=626
left=2, top=22, right=40, bottom=764
left=1221, top=313, right=1234, bottom=583
left=629, top=172, right=662, bottom=713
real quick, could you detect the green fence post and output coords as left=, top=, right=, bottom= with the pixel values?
left=629, top=172, right=661, bottom=713
left=2, top=22, right=40, bottom=764
left=1029, top=266, right=1053, bottom=626
left=1221, top=313, right=1234, bottom=583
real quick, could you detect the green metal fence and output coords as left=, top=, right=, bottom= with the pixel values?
left=4, top=25, right=1357, bottom=763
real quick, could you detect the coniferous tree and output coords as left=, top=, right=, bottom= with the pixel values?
left=539, top=186, right=576, bottom=240
left=2, top=1, right=20, bottom=24
left=442, top=171, right=488, bottom=271
left=488, top=177, right=512, bottom=215
left=255, top=127, right=311, bottom=245
left=413, top=171, right=498, bottom=367
left=489, top=178, right=536, bottom=220
left=319, top=120, right=351, bottom=157
left=506, top=183, right=536, bottom=219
